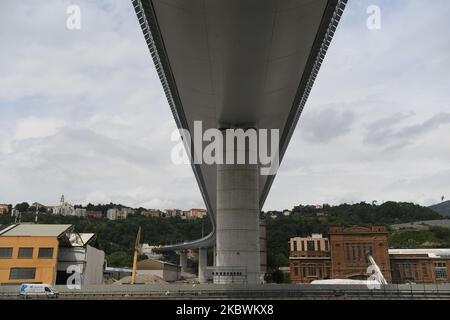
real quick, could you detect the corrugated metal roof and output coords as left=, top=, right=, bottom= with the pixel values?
left=389, top=248, right=450, bottom=258
left=389, top=249, right=450, bottom=254
left=0, top=224, right=72, bottom=237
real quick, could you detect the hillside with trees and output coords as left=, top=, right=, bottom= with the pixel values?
left=0, top=201, right=444, bottom=272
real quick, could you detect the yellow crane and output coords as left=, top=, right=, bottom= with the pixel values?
left=131, top=226, right=141, bottom=285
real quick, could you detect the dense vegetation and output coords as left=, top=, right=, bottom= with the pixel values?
left=0, top=201, right=445, bottom=272
left=389, top=227, right=450, bottom=248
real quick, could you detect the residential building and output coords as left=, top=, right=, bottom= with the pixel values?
left=85, top=211, right=103, bottom=219
left=185, top=208, right=207, bottom=219
left=106, top=207, right=134, bottom=220
left=0, top=224, right=104, bottom=285
left=141, top=210, right=161, bottom=218
left=74, top=208, right=87, bottom=217
left=0, top=204, right=9, bottom=215
left=164, top=209, right=182, bottom=218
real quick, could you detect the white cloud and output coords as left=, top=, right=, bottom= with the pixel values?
left=264, top=0, right=450, bottom=210
left=13, top=117, right=67, bottom=141
left=0, top=0, right=449, bottom=211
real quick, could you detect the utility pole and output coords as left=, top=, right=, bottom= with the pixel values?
left=35, top=203, right=39, bottom=224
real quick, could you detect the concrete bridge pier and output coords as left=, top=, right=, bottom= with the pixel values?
left=198, top=247, right=208, bottom=283
left=215, top=130, right=260, bottom=284
left=179, top=250, right=188, bottom=272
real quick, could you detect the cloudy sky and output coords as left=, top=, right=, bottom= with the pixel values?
left=0, top=0, right=449, bottom=210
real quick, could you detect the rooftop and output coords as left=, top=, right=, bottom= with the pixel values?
left=389, top=248, right=450, bottom=258
left=0, top=224, right=72, bottom=237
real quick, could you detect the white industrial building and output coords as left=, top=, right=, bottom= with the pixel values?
left=56, top=232, right=105, bottom=285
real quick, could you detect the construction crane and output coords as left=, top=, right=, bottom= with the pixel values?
left=131, top=226, right=142, bottom=285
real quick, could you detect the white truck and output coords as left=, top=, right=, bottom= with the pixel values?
left=19, top=284, right=59, bottom=298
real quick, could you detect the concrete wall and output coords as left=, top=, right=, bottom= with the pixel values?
left=137, top=269, right=164, bottom=278
left=85, top=245, right=105, bottom=285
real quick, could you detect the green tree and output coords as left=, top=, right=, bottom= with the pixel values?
left=15, top=202, right=30, bottom=213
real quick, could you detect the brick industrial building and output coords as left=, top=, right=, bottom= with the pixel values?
left=290, top=225, right=450, bottom=284
left=289, top=234, right=331, bottom=282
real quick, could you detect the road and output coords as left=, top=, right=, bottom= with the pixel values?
left=1, top=283, right=449, bottom=300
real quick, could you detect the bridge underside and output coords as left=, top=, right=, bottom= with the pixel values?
left=132, top=0, right=346, bottom=283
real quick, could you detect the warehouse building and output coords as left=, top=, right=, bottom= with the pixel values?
left=136, top=259, right=181, bottom=282
left=0, top=224, right=104, bottom=286
left=389, top=249, right=450, bottom=284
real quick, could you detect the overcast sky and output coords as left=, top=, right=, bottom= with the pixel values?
left=0, top=0, right=449, bottom=210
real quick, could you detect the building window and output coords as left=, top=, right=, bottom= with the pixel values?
left=352, top=244, right=358, bottom=261
left=325, top=240, right=329, bottom=251
left=403, top=264, right=413, bottom=280
left=422, top=263, right=428, bottom=277
left=293, top=261, right=299, bottom=277
left=344, top=243, right=350, bottom=261
left=293, top=240, right=297, bottom=252
left=364, top=244, right=373, bottom=256
left=307, top=265, right=316, bottom=277
left=357, top=245, right=363, bottom=261
left=18, top=247, right=33, bottom=259
left=38, top=248, right=54, bottom=259
left=317, top=240, right=321, bottom=251
left=435, top=268, right=448, bottom=280
left=301, top=241, right=305, bottom=251
left=9, top=268, right=36, bottom=280
left=307, top=240, right=315, bottom=251
left=0, top=247, right=13, bottom=258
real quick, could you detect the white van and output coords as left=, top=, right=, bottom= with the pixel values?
left=19, top=284, right=59, bottom=298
